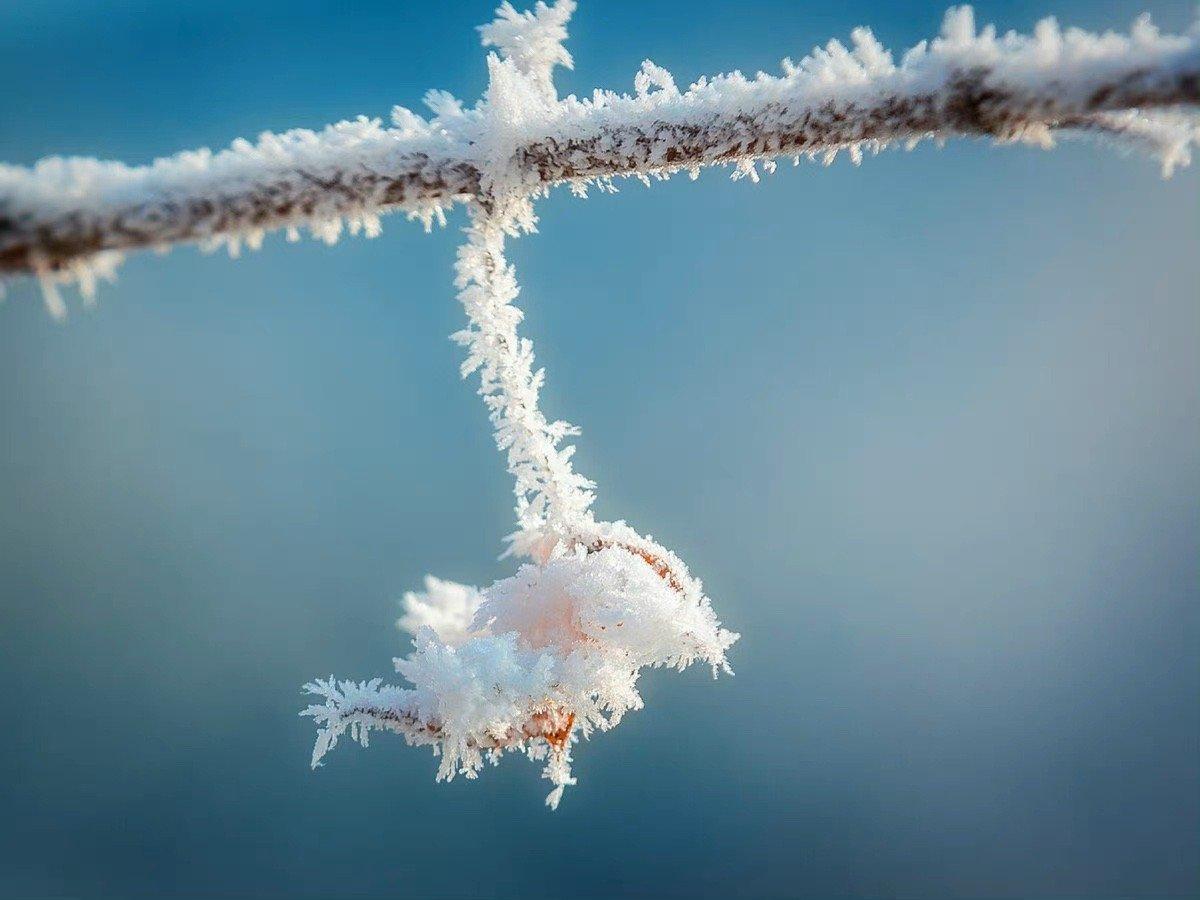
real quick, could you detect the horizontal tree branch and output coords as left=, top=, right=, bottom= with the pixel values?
left=2, top=7, right=1197, bottom=277
left=523, top=64, right=1200, bottom=184
left=0, top=132, right=480, bottom=276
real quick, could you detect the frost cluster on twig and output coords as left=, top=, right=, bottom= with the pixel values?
left=305, top=527, right=736, bottom=808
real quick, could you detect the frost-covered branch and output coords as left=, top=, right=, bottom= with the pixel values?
left=8, top=1, right=1193, bottom=809
left=453, top=207, right=596, bottom=551
left=2, top=4, right=1198, bottom=292
left=304, top=534, right=736, bottom=808
left=0, top=121, right=478, bottom=282
left=518, top=11, right=1200, bottom=189
left=296, top=2, right=737, bottom=809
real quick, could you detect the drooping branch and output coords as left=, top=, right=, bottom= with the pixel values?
left=453, top=206, right=597, bottom=550
left=2, top=6, right=1198, bottom=283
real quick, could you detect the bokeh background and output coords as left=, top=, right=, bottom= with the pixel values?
left=1, top=1, right=1197, bottom=898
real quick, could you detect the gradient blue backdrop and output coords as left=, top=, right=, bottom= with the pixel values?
left=1, top=2, right=1197, bottom=898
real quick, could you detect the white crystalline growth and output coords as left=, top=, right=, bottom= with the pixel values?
left=525, top=5, right=1200, bottom=189
left=302, top=525, right=737, bottom=809
left=301, top=65, right=740, bottom=804
left=5, top=1, right=1199, bottom=317
left=478, top=0, right=576, bottom=99
left=398, top=576, right=488, bottom=648
left=31, top=250, right=124, bottom=320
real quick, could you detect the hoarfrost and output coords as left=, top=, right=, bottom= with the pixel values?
left=0, top=0, right=1190, bottom=808
left=303, top=1, right=738, bottom=808
left=292, top=0, right=1197, bottom=808
left=3, top=1, right=1196, bottom=312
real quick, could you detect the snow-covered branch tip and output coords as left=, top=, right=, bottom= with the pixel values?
left=2, top=2, right=1199, bottom=312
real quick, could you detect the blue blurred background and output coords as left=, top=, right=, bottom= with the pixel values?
left=1, top=1, right=1197, bottom=898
